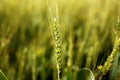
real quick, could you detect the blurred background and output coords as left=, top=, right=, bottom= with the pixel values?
left=0, top=0, right=120, bottom=80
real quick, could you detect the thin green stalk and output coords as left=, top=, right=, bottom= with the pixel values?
left=67, top=34, right=73, bottom=68
left=32, top=47, right=36, bottom=80
left=85, top=47, right=93, bottom=68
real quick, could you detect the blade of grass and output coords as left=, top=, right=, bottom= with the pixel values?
left=0, top=70, right=8, bottom=80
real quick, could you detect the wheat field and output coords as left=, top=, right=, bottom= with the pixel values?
left=0, top=0, right=120, bottom=80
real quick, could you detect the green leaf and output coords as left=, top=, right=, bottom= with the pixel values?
left=0, top=70, right=8, bottom=80
left=66, top=68, right=73, bottom=80
left=109, top=52, right=120, bottom=80
left=76, top=68, right=94, bottom=80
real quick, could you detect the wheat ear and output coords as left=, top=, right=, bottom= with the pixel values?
left=47, top=0, right=62, bottom=80
left=99, top=16, right=120, bottom=79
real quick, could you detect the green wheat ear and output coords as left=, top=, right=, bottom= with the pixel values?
left=0, top=70, right=8, bottom=80
left=99, top=16, right=120, bottom=79
left=47, top=0, right=62, bottom=80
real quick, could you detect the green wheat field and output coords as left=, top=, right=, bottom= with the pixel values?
left=0, top=0, right=120, bottom=80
